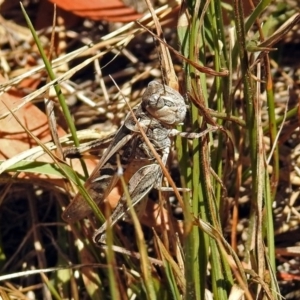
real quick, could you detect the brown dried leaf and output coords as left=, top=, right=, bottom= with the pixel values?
left=48, top=0, right=142, bottom=22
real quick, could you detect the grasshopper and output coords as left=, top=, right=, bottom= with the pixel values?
left=62, top=81, right=215, bottom=243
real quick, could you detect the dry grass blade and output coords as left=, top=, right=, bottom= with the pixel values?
left=153, top=231, right=186, bottom=291
left=144, top=0, right=177, bottom=88
left=137, top=21, right=229, bottom=77
left=254, top=13, right=300, bottom=51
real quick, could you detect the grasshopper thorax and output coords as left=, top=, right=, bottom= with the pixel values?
left=142, top=81, right=187, bottom=126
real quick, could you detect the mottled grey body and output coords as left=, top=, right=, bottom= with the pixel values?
left=62, top=81, right=187, bottom=243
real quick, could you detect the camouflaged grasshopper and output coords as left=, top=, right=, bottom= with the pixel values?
left=62, top=81, right=215, bottom=243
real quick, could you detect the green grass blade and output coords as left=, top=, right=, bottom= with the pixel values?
left=19, top=3, right=88, bottom=178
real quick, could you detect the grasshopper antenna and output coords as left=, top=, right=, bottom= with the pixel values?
left=153, top=32, right=167, bottom=91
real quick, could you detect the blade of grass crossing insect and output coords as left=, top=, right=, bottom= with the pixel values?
left=119, top=175, right=156, bottom=300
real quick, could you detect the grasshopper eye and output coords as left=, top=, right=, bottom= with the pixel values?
left=148, top=94, right=165, bottom=109
left=162, top=98, right=175, bottom=108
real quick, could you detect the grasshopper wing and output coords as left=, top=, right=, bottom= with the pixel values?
left=62, top=123, right=134, bottom=223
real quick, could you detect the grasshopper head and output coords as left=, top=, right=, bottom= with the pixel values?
left=142, top=81, right=187, bottom=125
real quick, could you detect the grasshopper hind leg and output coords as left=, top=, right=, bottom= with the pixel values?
left=92, top=197, right=146, bottom=244
left=93, top=164, right=162, bottom=244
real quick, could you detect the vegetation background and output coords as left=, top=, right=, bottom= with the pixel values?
left=0, top=0, right=300, bottom=299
